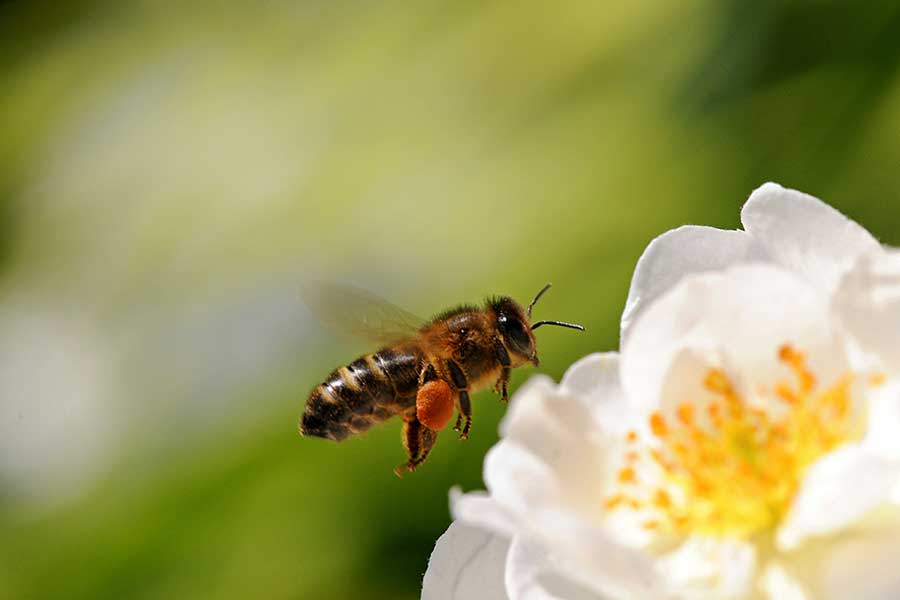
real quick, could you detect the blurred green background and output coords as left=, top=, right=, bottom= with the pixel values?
left=2, top=1, right=900, bottom=598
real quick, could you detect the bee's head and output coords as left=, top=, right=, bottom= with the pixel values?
left=490, top=296, right=539, bottom=366
left=489, top=284, right=584, bottom=368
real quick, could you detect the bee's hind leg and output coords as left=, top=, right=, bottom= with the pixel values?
left=395, top=416, right=438, bottom=478
left=416, top=369, right=454, bottom=431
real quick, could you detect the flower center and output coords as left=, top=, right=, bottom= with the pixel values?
left=604, top=345, right=857, bottom=539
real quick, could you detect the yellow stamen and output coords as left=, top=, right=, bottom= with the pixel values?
left=603, top=345, right=856, bottom=539
left=653, top=489, right=671, bottom=509
left=642, top=520, right=661, bottom=531
left=617, top=467, right=637, bottom=484
left=650, top=412, right=668, bottom=437
left=604, top=494, right=624, bottom=510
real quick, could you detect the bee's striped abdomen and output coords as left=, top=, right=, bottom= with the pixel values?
left=300, top=346, right=423, bottom=441
left=371, top=347, right=421, bottom=397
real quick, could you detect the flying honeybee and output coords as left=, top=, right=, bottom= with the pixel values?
left=299, top=283, right=584, bottom=476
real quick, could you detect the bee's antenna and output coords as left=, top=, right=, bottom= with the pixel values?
left=527, top=283, right=553, bottom=318
left=531, top=320, right=585, bottom=332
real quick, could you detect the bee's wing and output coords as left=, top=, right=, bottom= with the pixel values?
left=301, top=282, right=426, bottom=344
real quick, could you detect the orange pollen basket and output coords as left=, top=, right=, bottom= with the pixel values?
left=603, top=344, right=857, bottom=539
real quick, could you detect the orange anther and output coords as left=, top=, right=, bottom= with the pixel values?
left=779, top=345, right=816, bottom=390
left=617, top=467, right=637, bottom=484
left=778, top=344, right=799, bottom=363
left=649, top=449, right=670, bottom=469
left=775, top=382, right=799, bottom=405
left=677, top=403, right=695, bottom=426
left=798, top=371, right=816, bottom=392
left=653, top=489, right=672, bottom=509
left=650, top=412, right=669, bottom=437
left=603, top=494, right=624, bottom=511
left=705, top=369, right=733, bottom=395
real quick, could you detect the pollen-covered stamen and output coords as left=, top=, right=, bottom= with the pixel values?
left=603, top=345, right=857, bottom=539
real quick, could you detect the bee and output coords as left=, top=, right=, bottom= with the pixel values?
left=299, top=283, right=584, bottom=476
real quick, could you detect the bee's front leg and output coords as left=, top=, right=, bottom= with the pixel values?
left=446, top=360, right=472, bottom=440
left=494, top=369, right=510, bottom=403
left=493, top=338, right=512, bottom=403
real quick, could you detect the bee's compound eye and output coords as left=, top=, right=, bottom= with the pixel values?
left=499, top=313, right=531, bottom=353
left=507, top=320, right=530, bottom=348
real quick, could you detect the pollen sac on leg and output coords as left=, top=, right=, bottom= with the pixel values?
left=416, top=379, right=454, bottom=431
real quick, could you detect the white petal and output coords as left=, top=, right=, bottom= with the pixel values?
left=480, top=439, right=567, bottom=521
left=622, top=226, right=760, bottom=344
left=559, top=352, right=637, bottom=439
left=500, top=375, right=597, bottom=454
left=470, top=362, right=663, bottom=598
left=777, top=443, right=900, bottom=551
left=657, top=536, right=757, bottom=600
left=819, top=528, right=900, bottom=600
left=495, top=368, right=617, bottom=514
left=741, top=182, right=881, bottom=294
left=460, top=468, right=661, bottom=598
left=833, top=250, right=900, bottom=374
left=559, top=352, right=619, bottom=398
left=459, top=484, right=662, bottom=599
left=622, top=263, right=849, bottom=416
left=505, top=536, right=600, bottom=600
left=759, top=562, right=809, bottom=600
left=451, top=488, right=520, bottom=538
left=532, top=509, right=661, bottom=600
left=422, top=521, right=510, bottom=600
left=770, top=516, right=900, bottom=600
left=864, top=381, right=900, bottom=460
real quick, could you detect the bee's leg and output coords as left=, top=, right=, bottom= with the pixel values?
left=419, top=362, right=439, bottom=386
left=446, top=360, right=472, bottom=440
left=418, top=426, right=438, bottom=466
left=395, top=416, right=438, bottom=477
left=457, top=391, right=472, bottom=439
left=493, top=338, right=512, bottom=403
left=495, top=368, right=510, bottom=403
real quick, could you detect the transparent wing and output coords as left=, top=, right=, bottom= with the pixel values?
left=301, top=282, right=425, bottom=344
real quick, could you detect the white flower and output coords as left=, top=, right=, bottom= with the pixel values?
left=621, top=182, right=883, bottom=343
left=422, top=184, right=900, bottom=600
